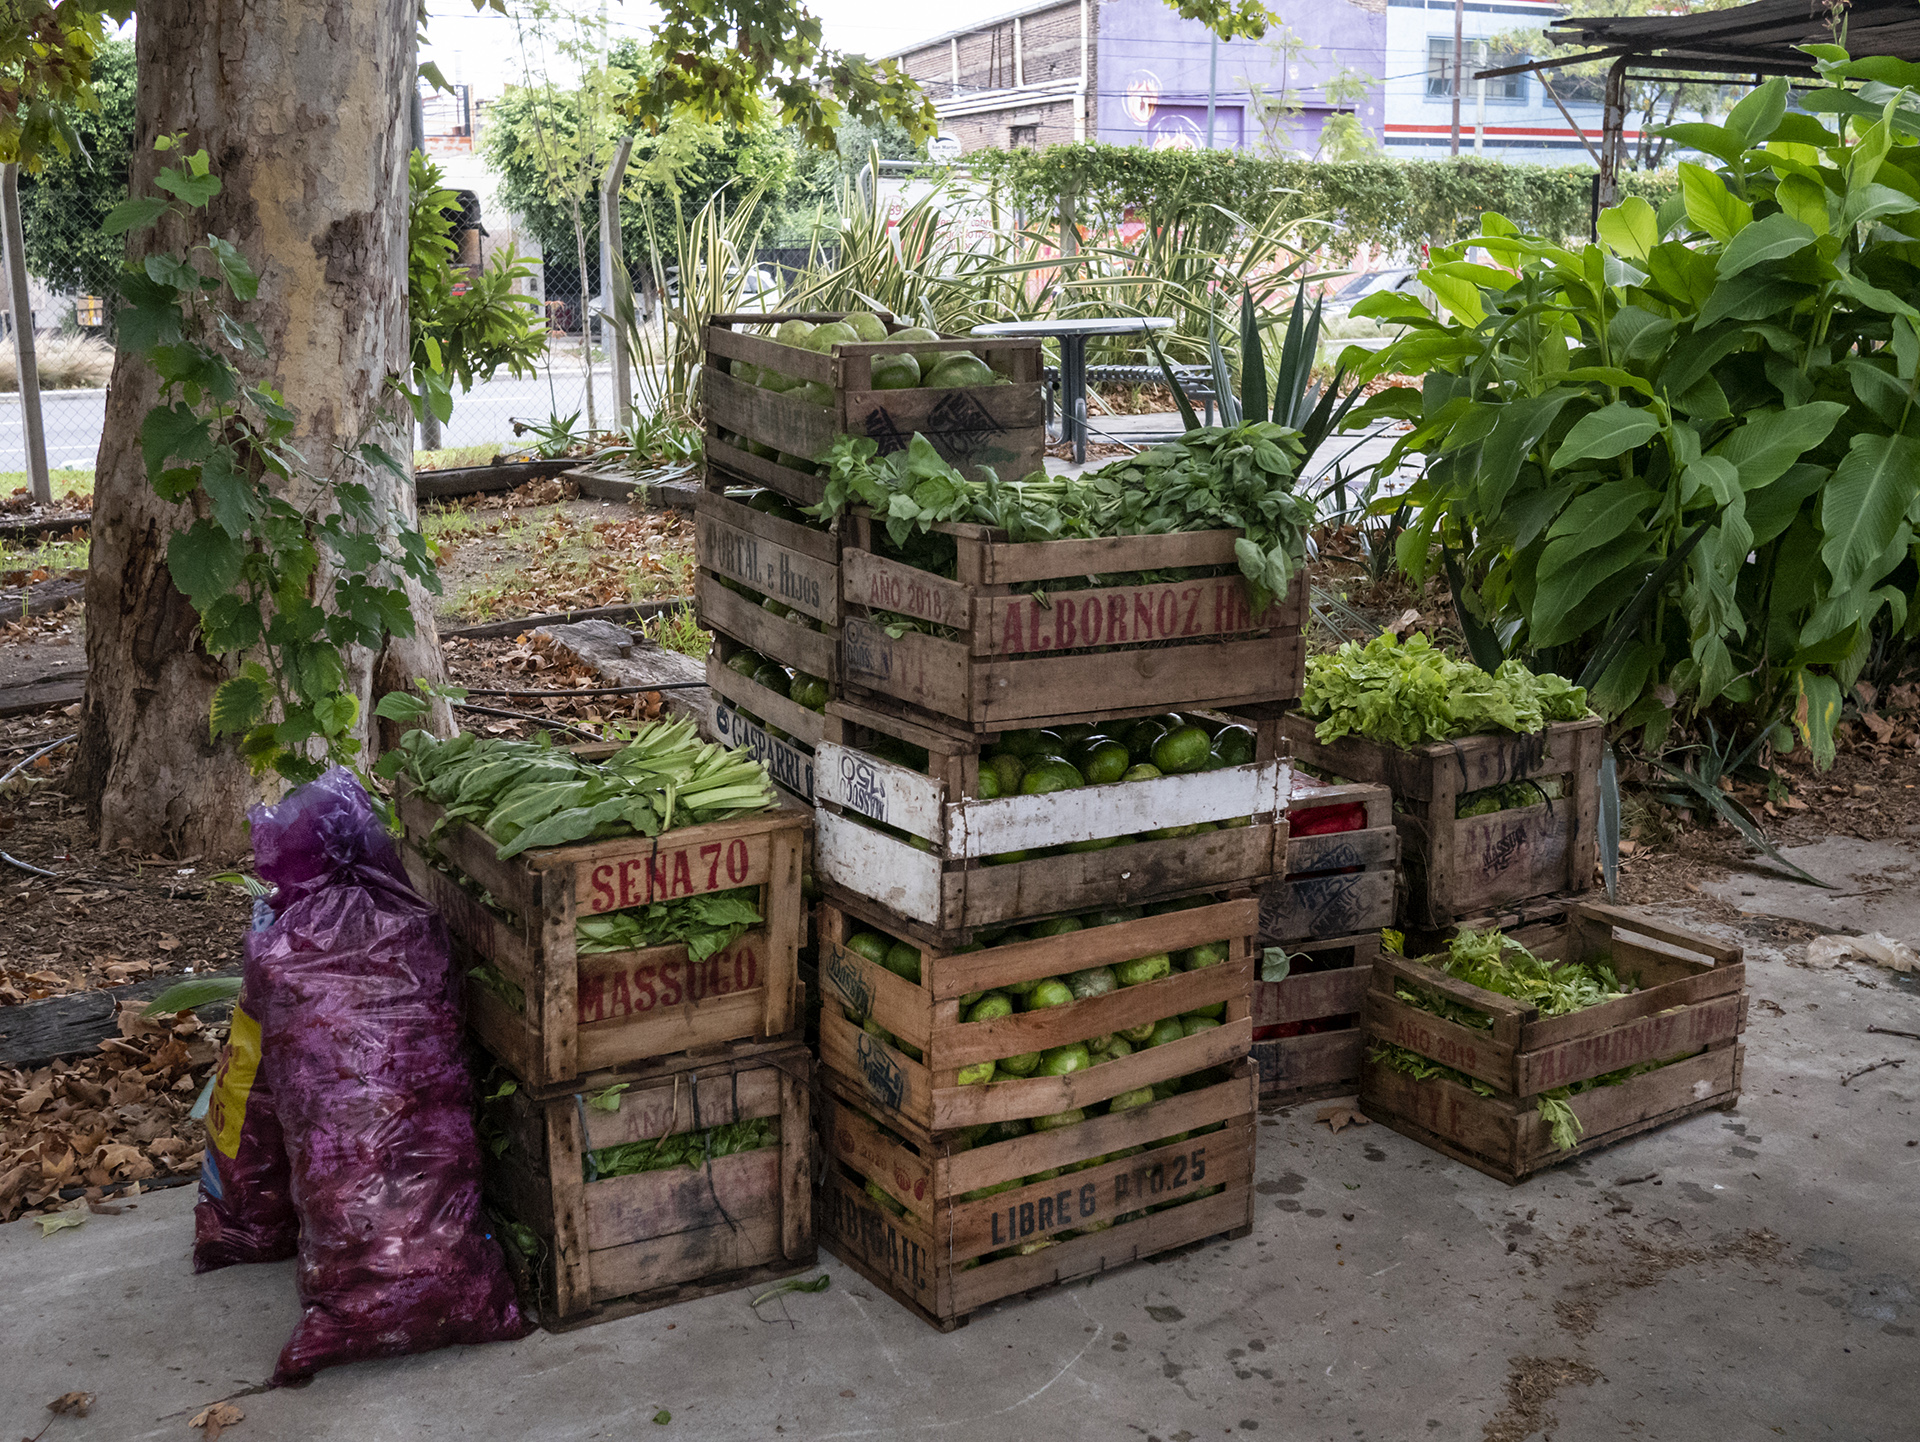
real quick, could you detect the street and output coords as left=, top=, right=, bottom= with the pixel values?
left=0, top=362, right=620, bottom=472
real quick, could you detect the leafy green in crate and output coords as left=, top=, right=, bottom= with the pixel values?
left=586, top=1116, right=778, bottom=1181
left=381, top=716, right=774, bottom=858
left=575, top=887, right=764, bottom=962
left=1389, top=928, right=1635, bottom=1024
left=1302, top=632, right=1590, bottom=749
left=806, top=422, right=1312, bottom=613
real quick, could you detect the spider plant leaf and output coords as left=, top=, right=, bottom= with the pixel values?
left=1598, top=742, right=1621, bottom=901
left=1147, top=329, right=1201, bottom=432
left=1240, top=285, right=1269, bottom=426
left=1646, top=757, right=1832, bottom=887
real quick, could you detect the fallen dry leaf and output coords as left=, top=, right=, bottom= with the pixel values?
left=191, top=1402, right=244, bottom=1440
left=35, top=1210, right=87, bottom=1236
left=156, top=934, right=182, bottom=952
left=1315, top=1105, right=1371, bottom=1135
left=16, top=1080, right=52, bottom=1115
left=48, top=1390, right=93, bottom=1417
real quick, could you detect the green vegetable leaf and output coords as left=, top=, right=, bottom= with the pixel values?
left=1549, top=403, right=1660, bottom=467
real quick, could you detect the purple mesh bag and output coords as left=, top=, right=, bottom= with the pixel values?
left=245, top=767, right=524, bottom=1385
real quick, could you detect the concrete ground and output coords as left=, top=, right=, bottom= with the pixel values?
left=2, top=900, right=1914, bottom=1442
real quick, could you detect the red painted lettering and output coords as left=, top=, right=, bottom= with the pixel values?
left=1181, top=586, right=1203, bottom=636
left=634, top=965, right=658, bottom=1012
left=1107, top=594, right=1128, bottom=641
left=1134, top=592, right=1155, bottom=640
left=701, top=842, right=723, bottom=890
left=577, top=974, right=606, bottom=1024
left=1057, top=600, right=1077, bottom=649
left=1081, top=596, right=1102, bottom=645
left=647, top=854, right=671, bottom=904
left=736, top=944, right=756, bottom=991
left=726, top=838, right=750, bottom=883
left=618, top=858, right=645, bottom=909
left=590, top=864, right=616, bottom=913
left=1003, top=605, right=1025, bottom=656
left=1029, top=600, right=1044, bottom=653
left=660, top=959, right=684, bottom=1006
left=1214, top=582, right=1230, bottom=637
left=610, top=971, right=633, bottom=1019
left=1156, top=592, right=1177, bottom=637
left=671, top=850, right=694, bottom=896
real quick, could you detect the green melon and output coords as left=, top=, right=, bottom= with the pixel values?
left=774, top=318, right=816, bottom=348
left=889, top=325, right=944, bottom=376
left=923, top=353, right=996, bottom=389
left=871, top=352, right=920, bottom=390
left=803, top=320, right=859, bottom=353
left=843, top=310, right=890, bottom=342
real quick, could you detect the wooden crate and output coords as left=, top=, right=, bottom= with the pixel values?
left=1360, top=1045, right=1743, bottom=1186
left=702, top=312, right=1045, bottom=505
left=486, top=1044, right=814, bottom=1328
left=1252, top=931, right=1379, bottom=1104
left=838, top=514, right=1309, bottom=732
left=1259, top=780, right=1397, bottom=944
left=817, top=1061, right=1255, bottom=1330
left=1280, top=714, right=1604, bottom=929
left=707, top=692, right=817, bottom=803
left=1358, top=902, right=1746, bottom=1183
left=396, top=783, right=806, bottom=1090
left=815, top=895, right=1255, bottom=1135
left=811, top=699, right=1290, bottom=945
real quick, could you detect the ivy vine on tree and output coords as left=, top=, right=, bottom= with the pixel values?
left=104, top=137, right=439, bottom=784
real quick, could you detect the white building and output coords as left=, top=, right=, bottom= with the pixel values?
left=1382, top=0, right=1625, bottom=164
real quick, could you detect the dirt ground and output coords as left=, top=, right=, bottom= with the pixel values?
left=423, top=478, right=693, bottom=622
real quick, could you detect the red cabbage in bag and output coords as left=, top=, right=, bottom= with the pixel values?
left=245, top=767, right=524, bottom=1384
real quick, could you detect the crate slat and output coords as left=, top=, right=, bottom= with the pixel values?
left=1282, top=715, right=1604, bottom=928
left=487, top=1044, right=813, bottom=1326
left=816, top=1063, right=1255, bottom=1328
left=399, top=779, right=805, bottom=1090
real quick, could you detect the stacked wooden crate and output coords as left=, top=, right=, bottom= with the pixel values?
left=697, top=311, right=1046, bottom=804
left=394, top=771, right=815, bottom=1327
left=1280, top=712, right=1605, bottom=936
left=1358, top=903, right=1746, bottom=1183
left=1252, top=773, right=1397, bottom=1104
left=804, top=517, right=1308, bottom=1325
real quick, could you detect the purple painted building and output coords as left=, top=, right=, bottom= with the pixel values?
left=887, top=0, right=1386, bottom=156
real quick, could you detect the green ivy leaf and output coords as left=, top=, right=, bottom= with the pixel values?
left=115, top=271, right=186, bottom=354
left=200, top=593, right=264, bottom=654
left=154, top=159, right=222, bottom=207
left=373, top=691, right=431, bottom=723
left=205, top=235, right=259, bottom=301
left=140, top=401, right=213, bottom=478
left=104, top=195, right=171, bottom=236
left=313, top=692, right=360, bottom=736
left=210, top=671, right=272, bottom=738
left=168, top=520, right=246, bottom=611
left=200, top=449, right=262, bottom=538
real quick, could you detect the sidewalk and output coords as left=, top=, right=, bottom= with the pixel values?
left=2, top=898, right=1911, bottom=1442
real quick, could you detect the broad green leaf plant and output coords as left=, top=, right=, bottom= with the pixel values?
left=1345, top=51, right=1920, bottom=767
left=106, top=138, right=441, bottom=783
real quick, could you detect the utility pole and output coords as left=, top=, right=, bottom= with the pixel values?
left=1206, top=33, right=1219, bottom=148
left=599, top=136, right=634, bottom=433
left=2, top=165, right=51, bottom=506
left=1451, top=0, right=1464, bottom=156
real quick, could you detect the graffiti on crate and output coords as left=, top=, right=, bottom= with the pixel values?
left=822, top=943, right=875, bottom=1018
left=860, top=390, right=1007, bottom=467
left=836, top=750, right=891, bottom=826
left=856, top=1030, right=907, bottom=1109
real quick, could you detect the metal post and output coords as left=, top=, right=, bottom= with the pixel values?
left=1, top=165, right=50, bottom=506
left=1597, top=56, right=1629, bottom=213
left=1475, top=42, right=1486, bottom=154
left=410, top=88, right=441, bottom=453
left=1451, top=0, right=1464, bottom=156
left=599, top=135, right=634, bottom=433
left=1206, top=34, right=1218, bottom=148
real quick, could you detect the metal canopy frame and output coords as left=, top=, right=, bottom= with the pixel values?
left=1470, top=0, right=1920, bottom=231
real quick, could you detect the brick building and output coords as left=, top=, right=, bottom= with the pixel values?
left=888, top=0, right=1388, bottom=156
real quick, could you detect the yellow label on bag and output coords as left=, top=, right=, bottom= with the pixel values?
left=207, top=1005, right=262, bottom=1159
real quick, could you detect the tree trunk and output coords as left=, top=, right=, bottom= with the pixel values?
left=72, top=0, right=441, bottom=858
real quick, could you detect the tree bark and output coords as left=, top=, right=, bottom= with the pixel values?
left=72, top=0, right=441, bottom=858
